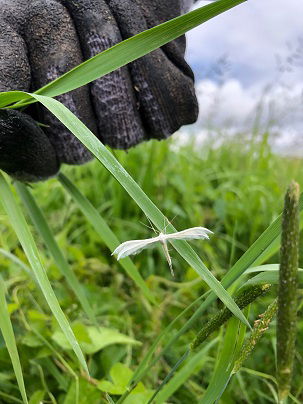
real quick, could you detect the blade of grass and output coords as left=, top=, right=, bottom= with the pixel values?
left=154, top=339, right=218, bottom=404
left=148, top=350, right=191, bottom=404
left=200, top=317, right=243, bottom=403
left=28, top=93, right=250, bottom=328
left=58, top=173, right=155, bottom=304
left=0, top=248, right=32, bottom=277
left=0, top=173, right=88, bottom=373
left=15, top=182, right=97, bottom=325
left=252, top=204, right=303, bottom=266
left=222, top=193, right=303, bottom=288
left=242, top=271, right=303, bottom=288
left=0, top=278, right=28, bottom=404
left=0, top=392, right=23, bottom=404
left=251, top=236, right=280, bottom=267
left=242, top=265, right=303, bottom=288
left=0, top=0, right=246, bottom=108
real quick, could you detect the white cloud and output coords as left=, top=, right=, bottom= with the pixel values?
left=196, top=79, right=256, bottom=125
left=186, top=0, right=303, bottom=87
left=182, top=0, right=303, bottom=155
left=196, top=79, right=303, bottom=126
left=179, top=78, right=303, bottom=155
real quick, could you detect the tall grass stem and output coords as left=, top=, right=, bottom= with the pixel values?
left=277, top=182, right=300, bottom=402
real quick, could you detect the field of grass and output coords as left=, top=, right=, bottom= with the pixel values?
left=0, top=132, right=302, bottom=403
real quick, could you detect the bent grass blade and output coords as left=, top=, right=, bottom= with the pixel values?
left=0, top=278, right=28, bottom=404
left=15, top=182, right=97, bottom=326
left=25, top=93, right=250, bottom=328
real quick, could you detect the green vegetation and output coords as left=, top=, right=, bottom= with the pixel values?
left=0, top=0, right=301, bottom=402
left=0, top=134, right=302, bottom=403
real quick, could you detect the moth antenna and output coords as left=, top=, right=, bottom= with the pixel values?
left=139, top=220, right=155, bottom=232
left=170, top=215, right=178, bottom=225
left=145, top=216, right=158, bottom=234
left=163, top=215, right=178, bottom=234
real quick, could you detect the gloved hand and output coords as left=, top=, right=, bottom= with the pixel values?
left=0, top=0, right=198, bottom=181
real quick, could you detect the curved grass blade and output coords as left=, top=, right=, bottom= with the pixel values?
left=243, top=272, right=293, bottom=288
left=0, top=248, right=32, bottom=277
left=58, top=173, right=155, bottom=304
left=200, top=317, right=244, bottom=404
left=0, top=0, right=246, bottom=108
left=28, top=93, right=250, bottom=328
left=0, top=278, right=28, bottom=404
left=0, top=173, right=88, bottom=373
left=15, top=182, right=97, bottom=325
left=242, top=265, right=303, bottom=287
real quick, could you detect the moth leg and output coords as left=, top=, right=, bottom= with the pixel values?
left=161, top=241, right=174, bottom=277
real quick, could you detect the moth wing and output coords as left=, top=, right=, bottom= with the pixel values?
left=165, top=227, right=213, bottom=241
left=112, top=237, right=160, bottom=260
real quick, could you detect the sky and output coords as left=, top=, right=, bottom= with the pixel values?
left=183, top=0, right=303, bottom=154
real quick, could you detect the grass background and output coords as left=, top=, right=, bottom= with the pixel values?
left=0, top=130, right=302, bottom=403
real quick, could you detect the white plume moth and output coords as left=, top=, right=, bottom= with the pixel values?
left=112, top=226, right=213, bottom=276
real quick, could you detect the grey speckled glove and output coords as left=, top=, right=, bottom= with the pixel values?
left=0, top=0, right=198, bottom=182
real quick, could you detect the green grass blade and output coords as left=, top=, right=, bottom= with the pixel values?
left=252, top=212, right=303, bottom=266
left=251, top=236, right=280, bottom=267
left=242, top=265, right=303, bottom=287
left=245, top=264, right=281, bottom=274
left=148, top=350, right=190, bottom=404
left=58, top=173, right=155, bottom=304
left=200, top=318, right=242, bottom=403
left=154, top=339, right=218, bottom=404
left=243, top=265, right=290, bottom=287
left=0, top=91, right=25, bottom=108
left=29, top=93, right=249, bottom=328
left=221, top=193, right=303, bottom=288
left=0, top=248, right=32, bottom=277
left=15, top=182, right=97, bottom=325
left=0, top=278, right=28, bottom=404
left=0, top=173, right=88, bottom=373
left=0, top=0, right=246, bottom=108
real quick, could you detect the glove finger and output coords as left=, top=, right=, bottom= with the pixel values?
left=25, top=0, right=98, bottom=164
left=0, top=4, right=59, bottom=181
left=0, top=21, right=30, bottom=92
left=106, top=0, right=199, bottom=140
left=0, top=110, right=60, bottom=182
left=60, top=0, right=145, bottom=149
